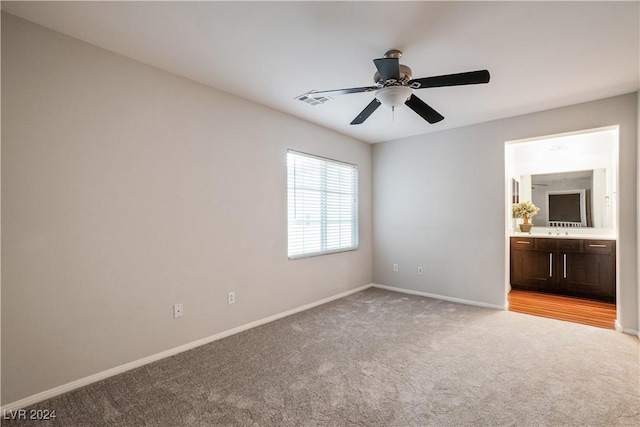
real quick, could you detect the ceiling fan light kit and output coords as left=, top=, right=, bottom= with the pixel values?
left=376, top=86, right=413, bottom=109
left=297, top=49, right=490, bottom=126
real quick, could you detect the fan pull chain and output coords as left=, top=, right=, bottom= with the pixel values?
left=392, top=106, right=395, bottom=122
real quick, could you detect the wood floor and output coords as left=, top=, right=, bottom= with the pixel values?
left=508, top=289, right=616, bottom=330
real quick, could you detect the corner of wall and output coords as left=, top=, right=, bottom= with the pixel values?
left=637, top=90, right=640, bottom=335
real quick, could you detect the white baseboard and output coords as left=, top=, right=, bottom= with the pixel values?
left=371, top=284, right=507, bottom=310
left=614, top=319, right=640, bottom=337
left=1, top=283, right=373, bottom=412
left=615, top=319, right=623, bottom=332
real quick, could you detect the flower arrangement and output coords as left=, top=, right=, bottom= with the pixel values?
left=512, top=201, right=540, bottom=222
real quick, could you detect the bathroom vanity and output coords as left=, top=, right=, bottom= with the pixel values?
left=510, top=234, right=615, bottom=302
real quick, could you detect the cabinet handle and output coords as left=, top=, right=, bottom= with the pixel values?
left=516, top=241, right=531, bottom=244
left=563, top=254, right=567, bottom=278
left=588, top=244, right=607, bottom=248
left=549, top=253, right=553, bottom=277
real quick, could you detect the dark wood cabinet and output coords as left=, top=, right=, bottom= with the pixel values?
left=511, top=245, right=556, bottom=290
left=510, top=237, right=615, bottom=302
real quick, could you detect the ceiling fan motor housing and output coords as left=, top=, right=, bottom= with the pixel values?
left=374, top=64, right=413, bottom=85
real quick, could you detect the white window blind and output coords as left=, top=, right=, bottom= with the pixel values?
left=287, top=150, right=358, bottom=259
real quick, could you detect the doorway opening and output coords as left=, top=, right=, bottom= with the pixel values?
left=504, top=126, right=619, bottom=329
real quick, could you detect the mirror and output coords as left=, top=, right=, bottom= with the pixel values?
left=506, top=126, right=617, bottom=232
left=525, top=169, right=611, bottom=228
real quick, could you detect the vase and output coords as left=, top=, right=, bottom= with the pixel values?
left=519, top=223, right=532, bottom=232
left=519, top=215, right=532, bottom=232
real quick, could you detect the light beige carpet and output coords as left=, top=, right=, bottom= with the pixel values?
left=5, top=288, right=639, bottom=426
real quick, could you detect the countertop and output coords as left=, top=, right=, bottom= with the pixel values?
left=511, top=231, right=616, bottom=240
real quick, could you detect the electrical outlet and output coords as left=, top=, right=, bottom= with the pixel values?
left=393, top=264, right=398, bottom=272
left=173, top=303, right=183, bottom=318
left=228, top=292, right=235, bottom=304
left=418, top=266, right=424, bottom=275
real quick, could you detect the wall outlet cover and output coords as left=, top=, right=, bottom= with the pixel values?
left=173, top=303, right=183, bottom=318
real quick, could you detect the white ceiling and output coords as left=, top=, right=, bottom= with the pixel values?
left=3, top=1, right=639, bottom=144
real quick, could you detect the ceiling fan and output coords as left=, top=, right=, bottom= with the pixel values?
left=296, top=49, right=490, bottom=125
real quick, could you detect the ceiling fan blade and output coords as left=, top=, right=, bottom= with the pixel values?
left=350, top=98, right=381, bottom=125
left=373, top=57, right=400, bottom=81
left=409, top=70, right=490, bottom=89
left=405, top=94, right=444, bottom=124
left=300, top=85, right=379, bottom=99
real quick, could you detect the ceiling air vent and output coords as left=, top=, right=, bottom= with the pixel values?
left=295, top=92, right=332, bottom=106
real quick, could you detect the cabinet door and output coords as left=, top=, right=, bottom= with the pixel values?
left=511, top=250, right=556, bottom=291
left=559, top=252, right=615, bottom=302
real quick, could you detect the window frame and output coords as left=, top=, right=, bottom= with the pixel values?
left=287, top=149, right=359, bottom=260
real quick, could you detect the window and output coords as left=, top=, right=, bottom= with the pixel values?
left=287, top=150, right=358, bottom=259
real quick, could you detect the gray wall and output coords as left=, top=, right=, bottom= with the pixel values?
left=373, top=93, right=638, bottom=328
left=1, top=14, right=373, bottom=405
